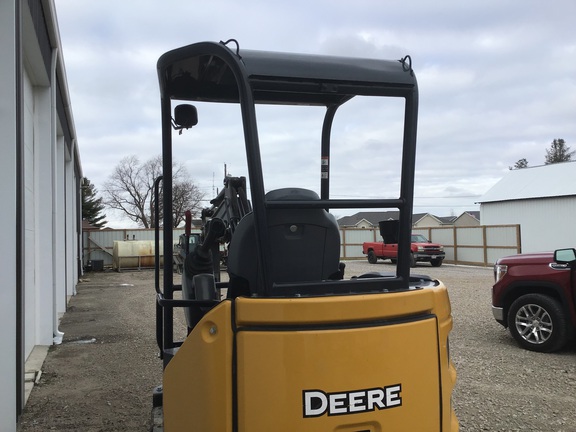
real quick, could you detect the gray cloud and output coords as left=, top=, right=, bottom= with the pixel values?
left=55, top=0, right=576, bottom=225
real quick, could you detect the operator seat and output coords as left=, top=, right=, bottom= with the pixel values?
left=226, top=188, right=342, bottom=297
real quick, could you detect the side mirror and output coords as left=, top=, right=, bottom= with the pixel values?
left=173, top=104, right=198, bottom=131
left=554, top=248, right=576, bottom=264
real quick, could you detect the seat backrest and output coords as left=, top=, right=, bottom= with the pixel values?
left=227, top=188, right=341, bottom=297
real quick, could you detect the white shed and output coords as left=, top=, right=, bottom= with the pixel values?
left=478, top=161, right=576, bottom=254
left=1, top=1, right=82, bottom=429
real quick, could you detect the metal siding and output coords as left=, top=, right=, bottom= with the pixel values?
left=437, top=228, right=456, bottom=245
left=455, top=247, right=485, bottom=263
left=23, top=70, right=36, bottom=359
left=343, top=244, right=364, bottom=258
left=124, top=230, right=156, bottom=241
left=414, top=225, right=519, bottom=265
left=340, top=228, right=377, bottom=243
left=64, top=158, right=76, bottom=298
left=487, top=248, right=519, bottom=264
left=34, top=83, right=55, bottom=347
left=442, top=246, right=455, bottom=261
left=98, top=230, right=127, bottom=246
left=485, top=226, right=518, bottom=247
left=456, top=227, right=483, bottom=246
left=85, top=231, right=130, bottom=267
left=54, top=139, right=66, bottom=300
left=1, top=0, right=19, bottom=424
left=419, top=227, right=454, bottom=245
left=339, top=228, right=376, bottom=259
left=482, top=197, right=576, bottom=253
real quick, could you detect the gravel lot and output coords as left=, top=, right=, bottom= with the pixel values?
left=18, top=261, right=576, bottom=431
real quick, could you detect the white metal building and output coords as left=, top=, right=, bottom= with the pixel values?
left=1, top=1, right=82, bottom=429
left=478, top=161, right=576, bottom=254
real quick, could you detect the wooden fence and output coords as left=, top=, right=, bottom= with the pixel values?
left=340, top=224, right=521, bottom=266
left=83, top=224, right=521, bottom=269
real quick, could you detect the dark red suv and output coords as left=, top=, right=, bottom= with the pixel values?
left=492, top=248, right=576, bottom=352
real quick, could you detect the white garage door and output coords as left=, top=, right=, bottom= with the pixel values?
left=23, top=69, right=36, bottom=360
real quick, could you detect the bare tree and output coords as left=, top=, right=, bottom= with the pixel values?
left=545, top=138, right=574, bottom=165
left=103, top=155, right=204, bottom=228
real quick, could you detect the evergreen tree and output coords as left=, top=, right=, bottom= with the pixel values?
left=509, top=158, right=528, bottom=170
left=82, top=177, right=107, bottom=228
left=545, top=138, right=574, bottom=164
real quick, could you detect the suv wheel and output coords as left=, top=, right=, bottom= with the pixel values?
left=367, top=250, right=377, bottom=264
left=507, top=294, right=569, bottom=352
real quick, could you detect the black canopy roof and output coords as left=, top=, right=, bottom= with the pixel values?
left=157, top=41, right=417, bottom=106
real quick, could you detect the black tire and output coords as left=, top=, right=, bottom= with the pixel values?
left=430, top=258, right=442, bottom=267
left=367, top=250, right=378, bottom=264
left=390, top=258, right=397, bottom=264
left=507, top=294, right=569, bottom=352
left=409, top=253, right=416, bottom=268
left=174, top=262, right=183, bottom=275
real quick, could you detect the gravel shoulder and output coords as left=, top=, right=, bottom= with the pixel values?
left=18, top=262, right=576, bottom=431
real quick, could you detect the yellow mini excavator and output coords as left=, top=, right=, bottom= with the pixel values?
left=152, top=39, right=458, bottom=431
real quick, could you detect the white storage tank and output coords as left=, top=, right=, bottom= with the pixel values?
left=112, top=240, right=164, bottom=271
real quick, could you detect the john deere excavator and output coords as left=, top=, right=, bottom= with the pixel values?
left=152, top=39, right=458, bottom=431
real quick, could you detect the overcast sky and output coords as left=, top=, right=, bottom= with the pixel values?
left=54, top=0, right=576, bottom=227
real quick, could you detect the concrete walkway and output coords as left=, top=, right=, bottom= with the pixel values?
left=18, top=269, right=164, bottom=431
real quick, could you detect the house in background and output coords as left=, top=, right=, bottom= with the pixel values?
left=337, top=211, right=404, bottom=229
left=1, top=1, right=82, bottom=429
left=413, top=213, right=446, bottom=228
left=451, top=211, right=480, bottom=226
left=478, top=161, right=576, bottom=253
left=337, top=210, right=480, bottom=229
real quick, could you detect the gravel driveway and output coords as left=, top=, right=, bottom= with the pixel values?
left=18, top=261, right=576, bottom=431
left=358, top=261, right=576, bottom=432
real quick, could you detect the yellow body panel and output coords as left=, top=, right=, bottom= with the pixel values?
left=163, top=301, right=234, bottom=432
left=163, top=284, right=458, bottom=431
left=237, top=318, right=440, bottom=431
left=234, top=287, right=439, bottom=325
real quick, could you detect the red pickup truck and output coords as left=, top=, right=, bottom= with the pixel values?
left=492, top=247, right=576, bottom=352
left=363, top=233, right=445, bottom=267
